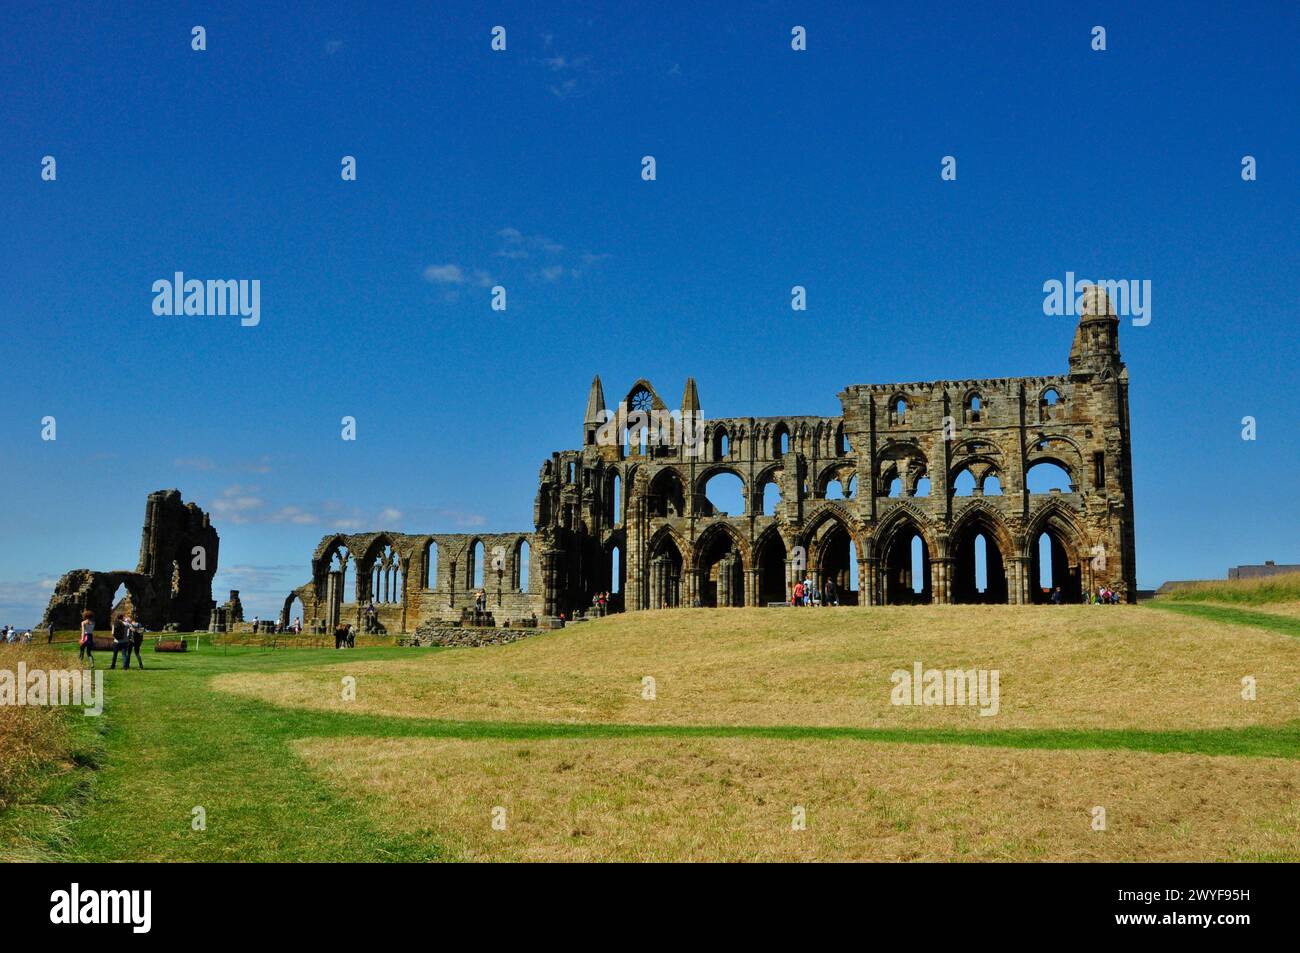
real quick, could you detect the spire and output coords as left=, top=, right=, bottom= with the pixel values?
left=583, top=375, right=608, bottom=446
left=681, top=377, right=700, bottom=417
left=583, top=375, right=607, bottom=426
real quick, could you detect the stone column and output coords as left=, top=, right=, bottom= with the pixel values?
left=1010, top=556, right=1031, bottom=605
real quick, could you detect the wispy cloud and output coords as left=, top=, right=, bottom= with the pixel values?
left=205, top=486, right=401, bottom=530
left=424, top=228, right=605, bottom=302
left=533, top=35, right=599, bottom=99
left=423, top=263, right=495, bottom=303
left=175, top=456, right=216, bottom=470
left=496, top=227, right=564, bottom=259
left=0, top=578, right=62, bottom=626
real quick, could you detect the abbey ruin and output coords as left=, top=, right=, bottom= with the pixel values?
left=38, top=291, right=1135, bottom=634
left=281, top=287, right=1137, bottom=633
left=41, top=489, right=219, bottom=631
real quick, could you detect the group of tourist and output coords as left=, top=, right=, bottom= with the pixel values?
left=250, top=615, right=300, bottom=635
left=75, top=609, right=145, bottom=669
left=1045, top=585, right=1123, bottom=604
left=333, top=623, right=357, bottom=649
left=791, top=577, right=839, bottom=607
left=2, top=624, right=33, bottom=644
left=1091, top=587, right=1122, bottom=604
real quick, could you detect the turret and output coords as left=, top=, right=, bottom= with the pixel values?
left=1068, top=285, right=1122, bottom=379
left=583, top=375, right=607, bottom=446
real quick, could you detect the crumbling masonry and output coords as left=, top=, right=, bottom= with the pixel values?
left=283, top=288, right=1136, bottom=632
left=41, top=489, right=219, bottom=630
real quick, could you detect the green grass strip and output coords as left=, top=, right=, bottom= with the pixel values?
left=1147, top=601, right=1300, bottom=639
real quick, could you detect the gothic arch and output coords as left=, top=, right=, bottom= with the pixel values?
left=873, top=504, right=933, bottom=605
left=1023, top=499, right=1087, bottom=603
left=949, top=503, right=1014, bottom=604
left=753, top=522, right=793, bottom=605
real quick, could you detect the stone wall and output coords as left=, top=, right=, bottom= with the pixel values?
left=411, top=621, right=543, bottom=648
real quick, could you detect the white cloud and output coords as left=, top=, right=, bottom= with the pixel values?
left=423, top=263, right=467, bottom=284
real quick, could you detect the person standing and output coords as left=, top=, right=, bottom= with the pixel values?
left=131, top=618, right=146, bottom=669
left=110, top=614, right=131, bottom=669
left=78, top=610, right=96, bottom=664
left=825, top=579, right=838, bottom=607
left=1051, top=586, right=1062, bottom=605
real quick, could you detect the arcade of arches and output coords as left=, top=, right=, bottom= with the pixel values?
left=261, top=291, right=1136, bottom=631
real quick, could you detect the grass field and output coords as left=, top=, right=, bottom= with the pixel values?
left=2, top=599, right=1298, bottom=862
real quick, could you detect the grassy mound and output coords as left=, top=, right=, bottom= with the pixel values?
left=213, top=605, right=1300, bottom=731
left=1163, top=571, right=1300, bottom=604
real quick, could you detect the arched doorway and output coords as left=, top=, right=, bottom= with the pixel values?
left=647, top=534, right=683, bottom=609
left=281, top=593, right=306, bottom=631
left=951, top=512, right=1010, bottom=604
left=606, top=539, right=625, bottom=612
left=755, top=530, right=788, bottom=605
left=808, top=514, right=859, bottom=606
left=696, top=526, right=744, bottom=607
left=1028, top=511, right=1085, bottom=603
left=879, top=518, right=931, bottom=604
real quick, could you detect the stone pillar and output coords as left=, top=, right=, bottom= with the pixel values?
left=541, top=551, right=559, bottom=617
left=1010, top=556, right=1031, bottom=605
left=745, top=568, right=759, bottom=606
left=650, top=556, right=664, bottom=610
left=863, top=557, right=880, bottom=606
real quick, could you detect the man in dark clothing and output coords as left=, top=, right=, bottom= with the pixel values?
left=1051, top=587, right=1063, bottom=605
left=824, top=579, right=838, bottom=607
left=110, top=615, right=132, bottom=669
left=131, top=621, right=146, bottom=669
left=46, top=621, right=55, bottom=643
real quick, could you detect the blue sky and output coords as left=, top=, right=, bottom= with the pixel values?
left=1, top=1, right=1297, bottom=624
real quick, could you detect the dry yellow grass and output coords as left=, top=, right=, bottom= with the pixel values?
left=214, top=606, right=1300, bottom=730
left=292, top=734, right=1300, bottom=861
left=0, top=646, right=74, bottom=812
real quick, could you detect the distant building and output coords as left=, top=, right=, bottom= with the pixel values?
left=1228, top=561, right=1300, bottom=581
